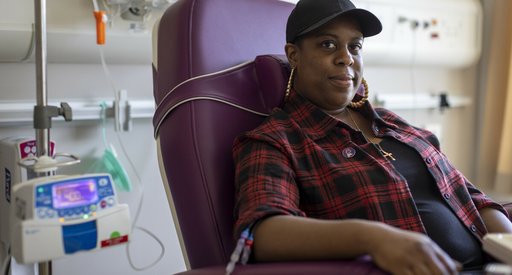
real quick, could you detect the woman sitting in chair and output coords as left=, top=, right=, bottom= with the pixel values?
left=232, top=0, right=512, bottom=274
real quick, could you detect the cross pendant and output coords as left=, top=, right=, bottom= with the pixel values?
left=382, top=151, right=396, bottom=161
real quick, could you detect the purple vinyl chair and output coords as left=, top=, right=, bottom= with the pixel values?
left=152, top=0, right=387, bottom=274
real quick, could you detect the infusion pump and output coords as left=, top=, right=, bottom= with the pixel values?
left=10, top=173, right=131, bottom=264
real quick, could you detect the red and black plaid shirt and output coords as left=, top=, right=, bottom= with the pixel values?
left=233, top=90, right=507, bottom=240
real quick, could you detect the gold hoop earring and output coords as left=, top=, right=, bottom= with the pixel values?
left=285, top=67, right=295, bottom=100
left=349, top=78, right=369, bottom=109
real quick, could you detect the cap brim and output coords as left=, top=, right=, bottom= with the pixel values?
left=297, top=8, right=382, bottom=39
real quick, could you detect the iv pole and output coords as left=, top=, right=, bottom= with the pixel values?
left=32, top=0, right=72, bottom=274
left=33, top=0, right=52, bottom=274
left=34, top=0, right=50, bottom=158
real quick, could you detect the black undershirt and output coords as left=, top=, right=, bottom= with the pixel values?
left=380, top=138, right=485, bottom=268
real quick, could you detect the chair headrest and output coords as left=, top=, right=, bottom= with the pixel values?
left=153, top=0, right=295, bottom=106
left=254, top=55, right=290, bottom=110
left=153, top=54, right=291, bottom=138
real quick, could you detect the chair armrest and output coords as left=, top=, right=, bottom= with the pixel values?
left=175, top=257, right=387, bottom=275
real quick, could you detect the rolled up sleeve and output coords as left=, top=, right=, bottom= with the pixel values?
left=465, top=180, right=509, bottom=219
left=233, top=134, right=305, bottom=239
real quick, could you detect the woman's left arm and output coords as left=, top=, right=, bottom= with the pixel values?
left=479, top=207, right=512, bottom=233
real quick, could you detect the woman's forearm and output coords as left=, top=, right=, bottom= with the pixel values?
left=479, top=207, right=512, bottom=233
left=252, top=215, right=460, bottom=275
left=252, top=215, right=379, bottom=261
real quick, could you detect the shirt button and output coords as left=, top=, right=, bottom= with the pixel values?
left=394, top=134, right=402, bottom=139
left=470, top=224, right=477, bottom=232
left=443, top=193, right=451, bottom=200
left=425, top=157, right=432, bottom=164
left=342, top=147, right=356, bottom=158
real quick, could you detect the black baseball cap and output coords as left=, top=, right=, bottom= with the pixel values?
left=286, top=0, right=383, bottom=43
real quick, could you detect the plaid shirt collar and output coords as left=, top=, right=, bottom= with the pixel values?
left=283, top=89, right=399, bottom=140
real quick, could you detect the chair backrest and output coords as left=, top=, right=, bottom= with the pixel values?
left=152, top=0, right=294, bottom=269
left=153, top=0, right=294, bottom=106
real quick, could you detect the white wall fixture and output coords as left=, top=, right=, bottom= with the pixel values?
left=278, top=0, right=482, bottom=68
left=358, top=0, right=482, bottom=68
left=372, top=93, right=472, bottom=110
left=0, top=99, right=155, bottom=126
left=0, top=0, right=175, bottom=64
left=1, top=0, right=481, bottom=67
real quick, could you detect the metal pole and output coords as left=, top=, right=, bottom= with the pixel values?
left=38, top=262, right=52, bottom=275
left=34, top=0, right=50, bottom=158
left=34, top=0, right=52, bottom=274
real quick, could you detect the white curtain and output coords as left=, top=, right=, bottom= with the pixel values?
left=476, top=0, right=512, bottom=195
left=494, top=45, right=512, bottom=193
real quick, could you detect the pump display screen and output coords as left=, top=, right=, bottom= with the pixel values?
left=52, top=180, right=99, bottom=209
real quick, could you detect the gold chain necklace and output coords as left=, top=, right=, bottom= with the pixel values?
left=346, top=109, right=396, bottom=161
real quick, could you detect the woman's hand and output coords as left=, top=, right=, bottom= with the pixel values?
left=368, top=225, right=461, bottom=275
